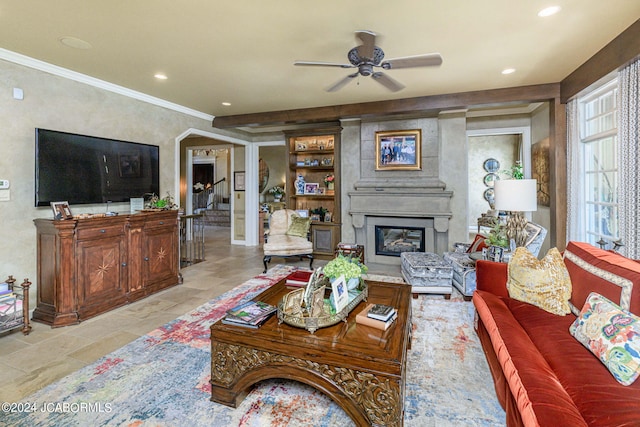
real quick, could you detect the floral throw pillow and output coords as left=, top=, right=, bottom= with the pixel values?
left=569, top=292, right=640, bottom=386
left=507, top=247, right=572, bottom=315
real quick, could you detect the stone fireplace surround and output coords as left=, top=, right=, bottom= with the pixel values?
left=349, top=179, right=453, bottom=265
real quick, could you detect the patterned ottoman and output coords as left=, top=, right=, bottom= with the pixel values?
left=442, top=251, right=477, bottom=299
left=401, top=252, right=453, bottom=297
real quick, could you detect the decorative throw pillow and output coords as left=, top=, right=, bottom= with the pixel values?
left=286, top=216, right=311, bottom=238
left=570, top=292, right=640, bottom=386
left=467, top=234, right=488, bottom=253
left=507, top=247, right=572, bottom=315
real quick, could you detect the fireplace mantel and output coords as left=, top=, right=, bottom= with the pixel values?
left=348, top=180, right=453, bottom=264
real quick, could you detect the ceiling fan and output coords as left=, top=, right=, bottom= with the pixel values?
left=294, top=30, right=442, bottom=92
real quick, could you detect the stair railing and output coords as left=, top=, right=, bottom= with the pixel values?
left=179, top=213, right=205, bottom=267
left=192, top=177, right=226, bottom=212
left=209, top=177, right=226, bottom=209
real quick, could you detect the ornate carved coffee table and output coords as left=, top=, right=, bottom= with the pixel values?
left=210, top=279, right=412, bottom=427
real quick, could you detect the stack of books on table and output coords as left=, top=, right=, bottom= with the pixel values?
left=284, top=269, right=313, bottom=287
left=221, top=300, right=277, bottom=329
left=355, top=303, right=397, bottom=331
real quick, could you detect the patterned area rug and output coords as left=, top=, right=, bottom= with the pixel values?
left=6, top=265, right=505, bottom=426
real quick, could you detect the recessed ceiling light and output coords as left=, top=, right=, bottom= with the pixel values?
left=59, top=36, right=92, bottom=50
left=538, top=6, right=561, bottom=17
left=154, top=73, right=168, bottom=80
left=221, top=102, right=231, bottom=106
left=502, top=68, right=516, bottom=75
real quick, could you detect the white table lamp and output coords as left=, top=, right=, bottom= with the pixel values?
left=494, top=179, right=537, bottom=248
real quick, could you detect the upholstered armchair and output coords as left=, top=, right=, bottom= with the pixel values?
left=263, top=209, right=314, bottom=273
left=443, top=222, right=547, bottom=299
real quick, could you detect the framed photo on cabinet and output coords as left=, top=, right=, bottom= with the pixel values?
left=304, top=183, right=319, bottom=195
left=51, top=201, right=73, bottom=220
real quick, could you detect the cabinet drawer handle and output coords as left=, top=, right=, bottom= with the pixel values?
left=122, top=262, right=127, bottom=267
left=100, top=229, right=106, bottom=233
left=159, top=221, right=164, bottom=225
left=144, top=257, right=149, bottom=261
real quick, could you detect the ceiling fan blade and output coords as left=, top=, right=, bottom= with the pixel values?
left=294, top=61, right=354, bottom=69
left=381, top=53, right=443, bottom=69
left=371, top=72, right=405, bottom=92
left=355, top=30, right=376, bottom=60
left=326, top=73, right=359, bottom=92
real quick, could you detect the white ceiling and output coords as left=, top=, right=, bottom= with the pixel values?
left=0, top=1, right=638, bottom=120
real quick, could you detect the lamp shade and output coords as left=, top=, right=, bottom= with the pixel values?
left=494, top=179, right=537, bottom=212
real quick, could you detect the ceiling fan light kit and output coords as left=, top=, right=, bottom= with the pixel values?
left=294, top=30, right=442, bottom=92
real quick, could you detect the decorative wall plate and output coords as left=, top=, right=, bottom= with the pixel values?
left=483, top=158, right=500, bottom=173
left=483, top=188, right=495, bottom=203
left=483, top=173, right=499, bottom=187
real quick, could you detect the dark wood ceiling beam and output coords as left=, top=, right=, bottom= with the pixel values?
left=212, top=83, right=561, bottom=128
left=561, top=19, right=640, bottom=103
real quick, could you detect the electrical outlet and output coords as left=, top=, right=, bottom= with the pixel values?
left=0, top=179, right=9, bottom=189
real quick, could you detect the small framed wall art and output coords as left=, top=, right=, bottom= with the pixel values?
left=234, top=171, right=245, bottom=191
left=375, top=129, right=422, bottom=170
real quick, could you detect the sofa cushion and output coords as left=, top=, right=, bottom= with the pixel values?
left=564, top=241, right=640, bottom=316
left=473, top=290, right=588, bottom=426
left=263, top=235, right=313, bottom=256
left=286, top=215, right=311, bottom=238
left=501, top=293, right=640, bottom=426
left=507, top=247, right=572, bottom=315
left=569, top=292, right=640, bottom=386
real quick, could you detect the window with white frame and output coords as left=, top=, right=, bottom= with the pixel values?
left=579, top=79, right=619, bottom=246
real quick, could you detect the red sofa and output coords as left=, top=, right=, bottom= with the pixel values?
left=473, top=241, right=640, bottom=426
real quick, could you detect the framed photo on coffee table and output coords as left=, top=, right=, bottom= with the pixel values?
left=331, top=276, right=349, bottom=313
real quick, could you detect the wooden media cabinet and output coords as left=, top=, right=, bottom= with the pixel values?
left=33, top=210, right=180, bottom=327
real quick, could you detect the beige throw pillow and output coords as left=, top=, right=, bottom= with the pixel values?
left=507, top=247, right=572, bottom=315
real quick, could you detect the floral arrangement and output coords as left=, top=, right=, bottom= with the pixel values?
left=323, top=254, right=368, bottom=281
left=269, top=186, right=285, bottom=196
left=145, top=192, right=177, bottom=210
left=323, top=174, right=334, bottom=186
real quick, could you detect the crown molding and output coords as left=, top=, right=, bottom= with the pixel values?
left=0, top=48, right=213, bottom=122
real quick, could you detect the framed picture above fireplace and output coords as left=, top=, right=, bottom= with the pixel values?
left=375, top=129, right=421, bottom=171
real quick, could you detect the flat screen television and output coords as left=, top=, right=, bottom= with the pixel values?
left=35, top=128, right=160, bottom=207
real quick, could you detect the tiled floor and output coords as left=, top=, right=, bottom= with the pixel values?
left=0, top=227, right=401, bottom=403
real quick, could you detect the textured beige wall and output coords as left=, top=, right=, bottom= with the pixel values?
left=439, top=111, right=469, bottom=246
left=531, top=103, right=551, bottom=255
left=0, top=59, right=213, bottom=294
left=468, top=134, right=520, bottom=226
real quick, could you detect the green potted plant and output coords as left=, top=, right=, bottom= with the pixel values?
left=145, top=192, right=177, bottom=210
left=311, top=206, right=328, bottom=221
left=485, top=223, right=509, bottom=248
left=323, top=254, right=368, bottom=311
left=323, top=255, right=368, bottom=287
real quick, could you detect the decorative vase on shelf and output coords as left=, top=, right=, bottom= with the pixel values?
left=295, top=174, right=306, bottom=195
left=274, top=195, right=282, bottom=202
left=327, top=182, right=334, bottom=191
